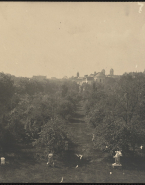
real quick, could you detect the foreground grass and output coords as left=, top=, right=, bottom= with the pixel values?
left=1, top=154, right=145, bottom=183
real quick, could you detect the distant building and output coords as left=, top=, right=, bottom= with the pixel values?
left=89, top=74, right=95, bottom=77
left=101, top=69, right=105, bottom=75
left=84, top=75, right=88, bottom=78
left=76, top=77, right=86, bottom=85
left=110, top=68, right=114, bottom=76
left=94, top=72, right=105, bottom=83
left=72, top=68, right=121, bottom=86
left=106, top=69, right=120, bottom=79
left=86, top=77, right=94, bottom=85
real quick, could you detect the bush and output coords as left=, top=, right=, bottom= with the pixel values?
left=32, top=118, right=73, bottom=158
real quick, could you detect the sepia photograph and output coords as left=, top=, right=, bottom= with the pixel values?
left=0, top=1, right=145, bottom=183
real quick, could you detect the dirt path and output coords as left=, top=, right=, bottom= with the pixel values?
left=67, top=101, right=99, bottom=160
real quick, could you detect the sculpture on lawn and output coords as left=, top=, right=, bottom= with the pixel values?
left=47, top=152, right=54, bottom=167
left=112, top=150, right=122, bottom=168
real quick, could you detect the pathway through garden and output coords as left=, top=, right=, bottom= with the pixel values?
left=1, top=101, right=145, bottom=183
left=67, top=100, right=103, bottom=160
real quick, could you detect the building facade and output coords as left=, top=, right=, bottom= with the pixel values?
left=72, top=69, right=120, bottom=86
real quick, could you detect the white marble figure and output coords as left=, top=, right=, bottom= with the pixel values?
left=140, top=145, right=143, bottom=149
left=113, top=150, right=122, bottom=164
left=47, top=152, right=54, bottom=167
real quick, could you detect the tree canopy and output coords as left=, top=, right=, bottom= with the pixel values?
left=84, top=73, right=145, bottom=155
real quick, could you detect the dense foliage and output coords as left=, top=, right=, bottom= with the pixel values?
left=1, top=71, right=145, bottom=159
left=0, top=73, right=80, bottom=158
left=83, top=73, right=145, bottom=156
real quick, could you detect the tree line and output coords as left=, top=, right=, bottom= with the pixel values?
left=1, top=71, right=145, bottom=160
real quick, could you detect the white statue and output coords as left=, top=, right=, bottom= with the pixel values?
left=140, top=145, right=143, bottom=149
left=114, top=150, right=122, bottom=164
left=112, top=150, right=122, bottom=168
left=47, top=152, right=54, bottom=167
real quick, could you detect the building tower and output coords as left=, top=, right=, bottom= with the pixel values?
left=101, top=69, right=105, bottom=75
left=110, top=68, right=114, bottom=76
left=77, top=72, right=79, bottom=78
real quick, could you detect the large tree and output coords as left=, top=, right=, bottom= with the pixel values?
left=32, top=118, right=70, bottom=157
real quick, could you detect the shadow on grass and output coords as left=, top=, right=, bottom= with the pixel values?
left=121, top=156, right=145, bottom=171
left=4, top=148, right=39, bottom=168
left=60, top=150, right=91, bottom=168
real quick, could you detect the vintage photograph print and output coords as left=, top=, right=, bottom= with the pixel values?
left=0, top=2, right=145, bottom=183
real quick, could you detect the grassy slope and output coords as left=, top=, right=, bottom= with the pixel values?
left=0, top=101, right=145, bottom=183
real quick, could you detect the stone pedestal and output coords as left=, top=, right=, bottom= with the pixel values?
left=112, top=163, right=122, bottom=169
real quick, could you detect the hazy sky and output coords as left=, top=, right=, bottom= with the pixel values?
left=0, top=2, right=145, bottom=78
